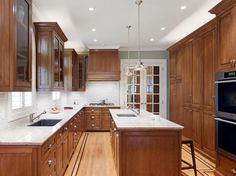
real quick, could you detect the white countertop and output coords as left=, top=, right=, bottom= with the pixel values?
left=110, top=109, right=183, bottom=130
left=0, top=106, right=84, bottom=145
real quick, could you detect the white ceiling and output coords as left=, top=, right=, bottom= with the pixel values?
left=33, top=0, right=221, bottom=52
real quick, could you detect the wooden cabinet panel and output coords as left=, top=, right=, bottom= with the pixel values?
left=202, top=112, right=215, bottom=157
left=176, top=48, right=183, bottom=80
left=216, top=154, right=236, bottom=176
left=202, top=28, right=216, bottom=111
left=210, top=3, right=236, bottom=71
left=182, top=42, right=193, bottom=107
left=88, top=49, right=120, bottom=81
left=183, top=107, right=193, bottom=139
left=35, top=22, right=68, bottom=91
left=169, top=51, right=176, bottom=80
left=192, top=39, right=203, bottom=107
left=169, top=81, right=177, bottom=123
left=176, top=80, right=183, bottom=125
left=192, top=109, right=202, bottom=147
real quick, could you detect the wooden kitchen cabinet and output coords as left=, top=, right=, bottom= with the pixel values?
left=64, top=49, right=79, bottom=91
left=0, top=0, right=32, bottom=91
left=210, top=0, right=236, bottom=71
left=85, top=107, right=120, bottom=131
left=168, top=19, right=217, bottom=160
left=78, top=54, right=87, bottom=91
left=34, top=22, right=68, bottom=91
left=88, top=49, right=120, bottom=81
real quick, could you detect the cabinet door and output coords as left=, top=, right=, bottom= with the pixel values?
left=169, top=51, right=176, bottom=80
left=192, top=39, right=203, bottom=107
left=176, top=48, right=183, bottom=80
left=63, top=134, right=69, bottom=169
left=192, top=109, right=202, bottom=148
left=183, top=107, right=193, bottom=139
left=0, top=0, right=11, bottom=91
left=216, top=11, right=234, bottom=70
left=203, top=29, right=216, bottom=112
left=202, top=112, right=215, bottom=157
left=56, top=141, right=64, bottom=176
left=176, top=80, right=183, bottom=125
left=182, top=42, right=193, bottom=107
left=14, top=0, right=32, bottom=90
left=170, top=80, right=177, bottom=123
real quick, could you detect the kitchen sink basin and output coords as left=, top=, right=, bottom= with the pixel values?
left=28, top=119, right=62, bottom=127
left=116, top=114, right=136, bottom=117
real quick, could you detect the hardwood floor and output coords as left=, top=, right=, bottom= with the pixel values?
left=65, top=132, right=215, bottom=176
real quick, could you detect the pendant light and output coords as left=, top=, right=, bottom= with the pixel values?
left=134, top=0, right=145, bottom=71
left=125, top=25, right=133, bottom=76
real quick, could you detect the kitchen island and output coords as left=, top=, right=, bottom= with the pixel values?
left=110, top=109, right=183, bottom=176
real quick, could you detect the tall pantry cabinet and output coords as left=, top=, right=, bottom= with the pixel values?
left=168, top=20, right=216, bottom=160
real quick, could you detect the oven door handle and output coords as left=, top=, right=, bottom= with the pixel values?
left=215, top=80, right=236, bottom=84
left=215, top=118, right=236, bottom=125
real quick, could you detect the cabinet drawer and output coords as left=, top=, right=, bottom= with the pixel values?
left=41, top=150, right=56, bottom=176
left=87, top=114, right=100, bottom=121
left=85, top=108, right=100, bottom=113
left=218, top=155, right=236, bottom=175
left=41, top=135, right=56, bottom=160
left=87, top=121, right=101, bottom=130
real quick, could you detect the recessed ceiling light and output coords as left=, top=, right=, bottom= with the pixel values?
left=180, top=5, right=187, bottom=10
left=160, top=27, right=166, bottom=31
left=150, top=38, right=155, bottom=42
left=89, top=7, right=95, bottom=11
left=93, top=39, right=97, bottom=42
left=92, top=28, right=96, bottom=32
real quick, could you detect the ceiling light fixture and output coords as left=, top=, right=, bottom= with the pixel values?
left=134, top=0, right=145, bottom=71
left=125, top=25, right=133, bottom=76
left=180, top=5, right=187, bottom=10
left=92, top=28, right=96, bottom=32
left=160, top=27, right=166, bottom=31
left=150, top=38, right=155, bottom=42
left=93, top=39, right=97, bottom=42
left=89, top=7, right=95, bottom=11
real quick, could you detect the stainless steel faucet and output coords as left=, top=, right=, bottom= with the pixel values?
left=29, top=110, right=46, bottom=122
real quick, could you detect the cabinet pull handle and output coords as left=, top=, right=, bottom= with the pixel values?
left=232, top=169, right=236, bottom=174
left=48, top=144, right=53, bottom=149
left=48, top=160, right=53, bottom=166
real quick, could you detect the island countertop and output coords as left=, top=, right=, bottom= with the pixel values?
left=109, top=109, right=183, bottom=130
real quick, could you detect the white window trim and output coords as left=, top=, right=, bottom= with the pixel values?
left=8, top=92, right=34, bottom=122
left=120, top=59, right=167, bottom=119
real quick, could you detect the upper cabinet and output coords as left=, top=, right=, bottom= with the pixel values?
left=34, top=22, right=68, bottom=91
left=210, top=0, right=236, bottom=71
left=0, top=0, right=32, bottom=91
left=64, top=49, right=87, bottom=91
left=87, top=49, right=120, bottom=81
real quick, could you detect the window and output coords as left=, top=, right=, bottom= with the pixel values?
left=12, top=92, right=32, bottom=110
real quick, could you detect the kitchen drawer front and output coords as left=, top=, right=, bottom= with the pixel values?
left=218, top=154, right=236, bottom=176
left=85, top=107, right=100, bottom=114
left=41, top=149, right=56, bottom=176
left=41, top=135, right=56, bottom=160
left=87, top=114, right=100, bottom=121
left=87, top=120, right=101, bottom=130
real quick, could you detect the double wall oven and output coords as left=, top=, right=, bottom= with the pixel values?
left=215, top=70, right=236, bottom=161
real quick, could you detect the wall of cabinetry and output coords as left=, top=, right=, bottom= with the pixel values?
left=0, top=0, right=32, bottom=91
left=169, top=20, right=216, bottom=160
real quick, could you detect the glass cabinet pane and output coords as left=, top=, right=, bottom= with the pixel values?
left=54, top=37, right=59, bottom=86
left=59, top=43, right=64, bottom=86
left=16, top=0, right=29, bottom=81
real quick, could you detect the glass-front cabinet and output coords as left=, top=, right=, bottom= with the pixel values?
left=0, top=0, right=32, bottom=91
left=126, top=66, right=161, bottom=115
left=34, top=22, right=68, bottom=91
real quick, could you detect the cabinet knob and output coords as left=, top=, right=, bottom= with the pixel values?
left=92, top=109, right=94, bottom=112
left=48, top=160, right=53, bottom=167
left=59, top=133, right=62, bottom=137
left=92, top=124, right=95, bottom=127
left=232, top=169, right=236, bottom=174
left=116, top=134, right=119, bottom=137
left=64, top=127, right=68, bottom=131
left=91, top=116, right=95, bottom=119
left=74, top=125, right=77, bottom=128
left=114, top=128, right=117, bottom=131
left=48, top=144, right=53, bottom=149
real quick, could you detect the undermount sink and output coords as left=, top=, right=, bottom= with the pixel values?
left=28, top=119, right=62, bottom=127
left=116, top=114, right=136, bottom=117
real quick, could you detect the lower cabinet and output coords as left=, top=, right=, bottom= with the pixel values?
left=85, top=107, right=120, bottom=131
left=0, top=109, right=85, bottom=176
